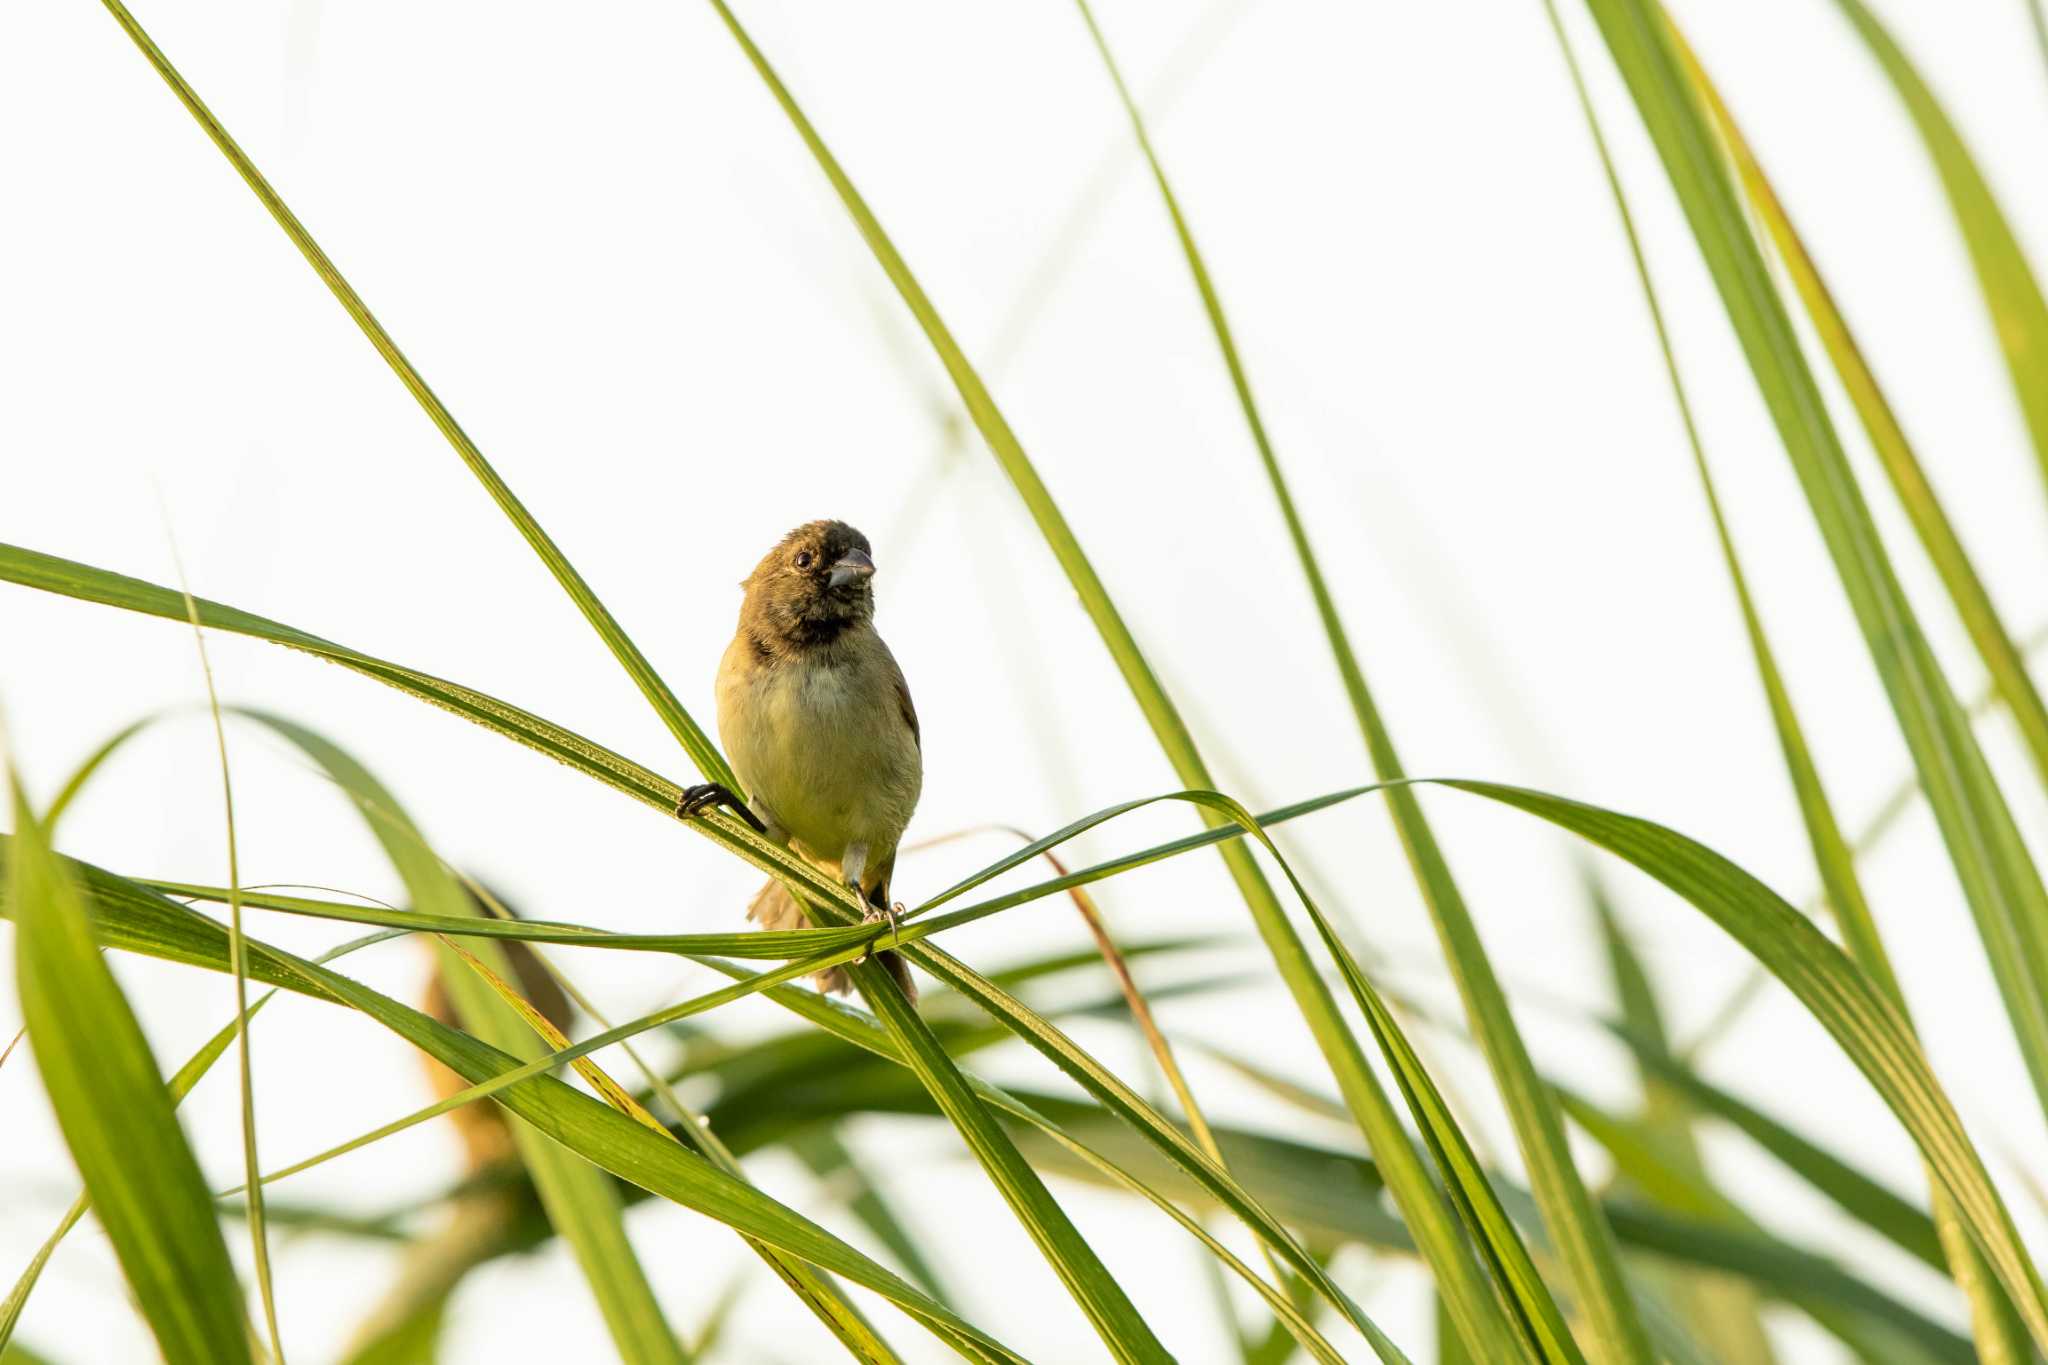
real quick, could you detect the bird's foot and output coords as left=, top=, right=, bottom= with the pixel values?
left=674, top=783, right=768, bottom=835
left=860, top=900, right=902, bottom=961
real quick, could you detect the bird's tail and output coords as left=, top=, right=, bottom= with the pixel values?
left=748, top=878, right=916, bottom=1001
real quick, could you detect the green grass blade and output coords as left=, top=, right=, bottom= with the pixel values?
left=694, top=6, right=1518, bottom=1352
left=788, top=1130, right=953, bottom=1306
left=169, top=558, right=284, bottom=1362
left=240, top=714, right=914, bottom=1365
left=1825, top=0, right=2048, bottom=501
left=89, top=0, right=730, bottom=788
left=1, top=928, right=408, bottom=1351
left=1069, top=5, right=1643, bottom=1357
left=14, top=845, right=1389, bottom=1365
left=5, top=777, right=253, bottom=1365
left=849, top=961, right=1173, bottom=1364
left=1, top=863, right=1027, bottom=1364
left=1554, top=9, right=2027, bottom=1355
left=1433, top=776, right=2048, bottom=1348
left=245, top=716, right=689, bottom=1365
left=1605, top=1027, right=1943, bottom=1270
left=1582, top=0, right=2048, bottom=1201
left=1667, top=17, right=2048, bottom=793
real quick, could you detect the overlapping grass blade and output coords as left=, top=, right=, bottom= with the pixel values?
left=1582, top=890, right=1776, bottom=1364
left=169, top=556, right=284, bottom=1360
left=5, top=776, right=252, bottom=1365
left=0, top=927, right=407, bottom=1351
left=846, top=959, right=1172, bottom=1364
left=695, top=5, right=1519, bottom=1353
left=1071, top=4, right=1636, bottom=1357
left=1431, top=776, right=2048, bottom=1348
left=1551, top=7, right=2027, bottom=1353
left=1664, top=15, right=2048, bottom=790
left=236, top=713, right=689, bottom=1365
left=0, top=859, right=1028, bottom=1363
left=1580, top=0, right=2048, bottom=1277
left=1605, top=1027, right=1942, bottom=1270
left=89, top=0, right=730, bottom=788
left=1822, top=0, right=2048, bottom=501
left=788, top=1130, right=953, bottom=1305
left=242, top=715, right=920, bottom=1364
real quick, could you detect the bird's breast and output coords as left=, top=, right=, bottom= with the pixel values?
left=717, top=642, right=922, bottom=867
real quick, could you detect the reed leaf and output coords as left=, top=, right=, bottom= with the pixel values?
left=1072, top=4, right=1637, bottom=1357
left=1825, top=0, right=2048, bottom=502
left=5, top=777, right=252, bottom=1364
left=1580, top=0, right=2048, bottom=1280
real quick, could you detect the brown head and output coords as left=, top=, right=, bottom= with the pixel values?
left=738, top=519, right=878, bottom=651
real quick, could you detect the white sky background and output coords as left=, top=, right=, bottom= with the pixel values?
left=4, top=0, right=2048, bottom=1360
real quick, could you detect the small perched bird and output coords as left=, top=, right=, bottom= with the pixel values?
left=678, top=520, right=922, bottom=998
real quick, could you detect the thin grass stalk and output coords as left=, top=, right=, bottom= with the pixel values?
left=90, top=0, right=732, bottom=789
left=169, top=548, right=284, bottom=1362
left=1824, top=0, right=2048, bottom=506
left=1661, top=18, right=2048, bottom=792
left=1070, top=4, right=1641, bottom=1360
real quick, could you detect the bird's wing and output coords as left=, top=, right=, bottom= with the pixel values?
left=889, top=650, right=920, bottom=749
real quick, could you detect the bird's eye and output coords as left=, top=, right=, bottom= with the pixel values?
left=794, top=551, right=814, bottom=569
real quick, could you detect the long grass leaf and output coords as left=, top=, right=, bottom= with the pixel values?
left=89, top=0, right=730, bottom=787
left=240, top=714, right=919, bottom=1364
left=0, top=861, right=1027, bottom=1363
left=1433, top=776, right=2048, bottom=1348
left=167, top=549, right=284, bottom=1361
left=1581, top=0, right=2048, bottom=1234
left=1822, top=0, right=2048, bottom=502
left=1072, top=5, right=1637, bottom=1357
left=1554, top=7, right=2028, bottom=1355
left=1665, top=17, right=2048, bottom=792
left=5, top=776, right=252, bottom=1364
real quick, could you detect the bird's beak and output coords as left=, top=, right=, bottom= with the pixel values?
left=828, top=548, right=876, bottom=589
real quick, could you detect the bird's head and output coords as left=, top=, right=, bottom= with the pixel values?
left=739, top=519, right=878, bottom=647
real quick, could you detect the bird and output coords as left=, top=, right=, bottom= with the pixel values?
left=676, top=519, right=922, bottom=999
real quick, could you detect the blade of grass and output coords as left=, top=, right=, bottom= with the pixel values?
left=1583, top=886, right=1776, bottom=1365
left=1071, top=5, right=1637, bottom=1358
left=244, top=713, right=926, bottom=1365
left=693, top=5, right=1526, bottom=1355
left=167, top=540, right=283, bottom=1362
left=848, top=958, right=1173, bottom=1365
left=1822, top=0, right=2048, bottom=503
left=0, top=927, right=406, bottom=1352
left=788, top=1130, right=953, bottom=1306
left=1581, top=0, right=2048, bottom=1258
left=89, top=0, right=731, bottom=789
left=1551, top=7, right=2029, bottom=1356
left=10, top=863, right=1029, bottom=1363
left=1665, top=16, right=2048, bottom=792
left=5, top=773, right=253, bottom=1365
left=46, top=853, right=1388, bottom=1365
left=1431, top=776, right=2048, bottom=1349
left=229, top=714, right=688, bottom=1365
left=1604, top=1024, right=1943, bottom=1270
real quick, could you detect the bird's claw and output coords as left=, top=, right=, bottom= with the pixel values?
left=860, top=900, right=902, bottom=962
left=675, top=783, right=768, bottom=835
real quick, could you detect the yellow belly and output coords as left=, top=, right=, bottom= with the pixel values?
left=717, top=638, right=922, bottom=879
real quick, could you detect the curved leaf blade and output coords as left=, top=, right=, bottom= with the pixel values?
left=6, top=779, right=253, bottom=1365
